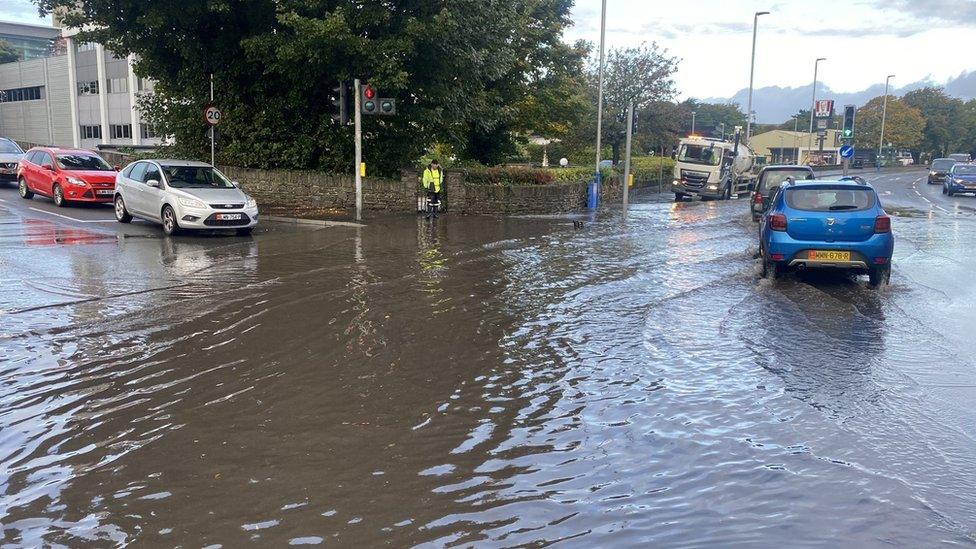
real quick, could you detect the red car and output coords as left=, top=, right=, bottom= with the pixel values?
left=18, top=147, right=117, bottom=207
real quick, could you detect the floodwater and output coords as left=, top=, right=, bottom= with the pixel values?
left=2, top=172, right=976, bottom=546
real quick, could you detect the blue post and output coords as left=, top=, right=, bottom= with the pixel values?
left=588, top=169, right=601, bottom=209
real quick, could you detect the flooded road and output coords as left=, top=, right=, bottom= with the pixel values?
left=2, top=169, right=976, bottom=546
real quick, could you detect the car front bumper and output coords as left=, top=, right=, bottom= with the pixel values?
left=63, top=185, right=116, bottom=202
left=947, top=181, right=976, bottom=194
left=765, top=231, right=894, bottom=271
left=175, top=204, right=260, bottom=230
left=672, top=182, right=723, bottom=199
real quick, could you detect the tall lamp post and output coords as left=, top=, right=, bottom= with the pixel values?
left=591, top=0, right=607, bottom=209
left=878, top=74, right=895, bottom=171
left=745, top=10, right=770, bottom=144
left=807, top=57, right=826, bottom=163
left=691, top=111, right=697, bottom=134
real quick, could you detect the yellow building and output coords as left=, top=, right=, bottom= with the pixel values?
left=748, top=129, right=843, bottom=165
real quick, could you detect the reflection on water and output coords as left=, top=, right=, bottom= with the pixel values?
left=2, top=201, right=976, bottom=546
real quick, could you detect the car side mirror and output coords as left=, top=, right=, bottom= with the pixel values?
left=114, top=165, right=121, bottom=172
left=146, top=179, right=160, bottom=188
left=42, top=163, right=54, bottom=171
left=232, top=181, right=241, bottom=188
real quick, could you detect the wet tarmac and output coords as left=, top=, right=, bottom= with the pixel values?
left=3, top=169, right=976, bottom=546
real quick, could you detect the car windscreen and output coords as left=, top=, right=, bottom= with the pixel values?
left=932, top=160, right=956, bottom=171
left=162, top=166, right=235, bottom=189
left=953, top=165, right=976, bottom=176
left=678, top=144, right=722, bottom=166
left=785, top=187, right=876, bottom=212
left=57, top=153, right=113, bottom=171
left=0, top=140, right=22, bottom=154
left=760, top=169, right=813, bottom=192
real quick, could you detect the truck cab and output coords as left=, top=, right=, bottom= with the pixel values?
left=672, top=135, right=756, bottom=201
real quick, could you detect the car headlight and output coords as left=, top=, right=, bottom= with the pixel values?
left=955, top=178, right=966, bottom=184
left=245, top=196, right=257, bottom=208
left=65, top=176, right=87, bottom=187
left=707, top=185, right=717, bottom=190
left=178, top=197, right=206, bottom=209
left=930, top=171, right=937, bottom=176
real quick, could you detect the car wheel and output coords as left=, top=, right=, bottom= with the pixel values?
left=948, top=188, right=955, bottom=197
left=18, top=177, right=33, bottom=199
left=53, top=184, right=67, bottom=207
left=236, top=227, right=254, bottom=236
left=869, top=265, right=891, bottom=287
left=114, top=195, right=132, bottom=223
left=674, top=193, right=686, bottom=201
left=942, top=185, right=947, bottom=195
left=162, top=205, right=180, bottom=236
left=724, top=183, right=732, bottom=200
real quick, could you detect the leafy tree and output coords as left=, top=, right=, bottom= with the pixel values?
left=854, top=96, right=924, bottom=152
left=775, top=110, right=811, bottom=131
left=678, top=99, right=747, bottom=139
left=902, top=87, right=966, bottom=158
left=38, top=0, right=584, bottom=174
left=0, top=40, right=19, bottom=64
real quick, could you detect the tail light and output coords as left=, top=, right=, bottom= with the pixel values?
left=874, top=215, right=891, bottom=233
left=769, top=213, right=787, bottom=231
left=753, top=192, right=763, bottom=206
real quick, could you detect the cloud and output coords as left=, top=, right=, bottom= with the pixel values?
left=0, top=0, right=46, bottom=24
left=874, top=0, right=976, bottom=23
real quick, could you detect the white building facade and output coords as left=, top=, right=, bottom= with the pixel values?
left=0, top=24, right=161, bottom=150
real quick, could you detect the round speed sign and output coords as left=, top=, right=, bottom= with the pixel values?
left=204, top=106, right=222, bottom=126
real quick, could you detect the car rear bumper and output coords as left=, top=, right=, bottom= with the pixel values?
left=766, top=231, right=894, bottom=270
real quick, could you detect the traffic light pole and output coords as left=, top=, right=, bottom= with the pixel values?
left=354, top=78, right=363, bottom=222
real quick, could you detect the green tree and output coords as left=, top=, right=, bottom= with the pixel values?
left=902, top=87, right=966, bottom=158
left=775, top=110, right=811, bottom=131
left=853, top=96, right=924, bottom=153
left=679, top=99, right=747, bottom=139
left=38, top=0, right=583, bottom=173
left=0, top=40, right=19, bottom=64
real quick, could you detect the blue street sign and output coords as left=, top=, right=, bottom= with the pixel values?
left=840, top=145, right=855, bottom=159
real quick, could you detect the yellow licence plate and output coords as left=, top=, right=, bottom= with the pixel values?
left=808, top=250, right=851, bottom=261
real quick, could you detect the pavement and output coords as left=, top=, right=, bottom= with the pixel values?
left=4, top=168, right=976, bottom=546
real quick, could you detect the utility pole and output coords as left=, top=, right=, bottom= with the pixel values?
left=354, top=78, right=363, bottom=222
left=878, top=74, right=895, bottom=172
left=210, top=73, right=215, bottom=166
left=691, top=111, right=696, bottom=134
left=808, top=57, right=825, bottom=163
left=591, top=0, right=607, bottom=210
left=622, top=101, right=634, bottom=208
left=746, top=10, right=770, bottom=144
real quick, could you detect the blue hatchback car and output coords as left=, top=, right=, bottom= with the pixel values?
left=943, top=163, right=976, bottom=196
left=759, top=179, right=893, bottom=286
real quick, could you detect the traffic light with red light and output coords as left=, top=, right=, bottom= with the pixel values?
left=362, top=85, right=377, bottom=114
left=359, top=83, right=396, bottom=116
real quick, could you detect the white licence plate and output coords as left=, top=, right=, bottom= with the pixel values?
left=216, top=213, right=242, bottom=221
left=96, top=189, right=113, bottom=195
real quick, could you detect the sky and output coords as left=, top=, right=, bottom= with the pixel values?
left=4, top=0, right=976, bottom=112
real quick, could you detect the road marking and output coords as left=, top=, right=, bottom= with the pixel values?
left=28, top=207, right=117, bottom=223
left=921, top=197, right=931, bottom=203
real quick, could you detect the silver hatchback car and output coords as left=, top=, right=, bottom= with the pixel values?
left=114, top=159, right=258, bottom=235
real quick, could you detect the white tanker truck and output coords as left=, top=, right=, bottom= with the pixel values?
left=671, top=130, right=756, bottom=201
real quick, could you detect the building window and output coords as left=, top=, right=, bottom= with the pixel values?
left=0, top=86, right=44, bottom=103
left=110, top=124, right=132, bottom=139
left=105, top=77, right=128, bottom=94
left=78, top=81, right=99, bottom=95
left=136, top=77, right=154, bottom=92
left=81, top=125, right=102, bottom=140
left=140, top=124, right=160, bottom=139
left=76, top=41, right=96, bottom=52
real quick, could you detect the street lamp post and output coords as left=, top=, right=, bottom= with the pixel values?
left=591, top=0, right=607, bottom=209
left=807, top=57, right=826, bottom=163
left=746, top=10, right=770, bottom=144
left=878, top=74, right=895, bottom=171
left=691, top=111, right=696, bottom=134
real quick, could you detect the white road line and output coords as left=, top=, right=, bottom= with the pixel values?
left=921, top=197, right=931, bottom=203
left=28, top=207, right=117, bottom=223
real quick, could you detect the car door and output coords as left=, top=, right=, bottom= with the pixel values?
left=139, top=163, right=166, bottom=221
left=121, top=161, right=148, bottom=215
left=20, top=151, right=37, bottom=186
left=34, top=152, right=55, bottom=196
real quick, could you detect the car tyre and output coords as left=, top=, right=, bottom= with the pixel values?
left=761, top=254, right=782, bottom=280
left=53, top=184, right=66, bottom=207
left=942, top=185, right=947, bottom=195
left=948, top=188, right=955, bottom=197
left=675, top=193, right=686, bottom=201
left=114, top=195, right=132, bottom=223
left=724, top=183, right=732, bottom=201
left=18, top=177, right=33, bottom=199
left=869, top=265, right=891, bottom=287
left=236, top=227, right=254, bottom=236
left=162, top=205, right=180, bottom=236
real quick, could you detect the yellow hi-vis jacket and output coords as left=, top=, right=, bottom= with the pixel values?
left=423, top=168, right=443, bottom=193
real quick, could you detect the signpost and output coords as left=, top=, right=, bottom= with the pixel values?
left=206, top=74, right=218, bottom=166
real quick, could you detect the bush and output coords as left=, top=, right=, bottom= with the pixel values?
left=464, top=166, right=555, bottom=186
left=621, top=156, right=675, bottom=183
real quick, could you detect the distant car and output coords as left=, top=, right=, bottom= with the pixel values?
left=18, top=147, right=117, bottom=206
left=750, top=165, right=815, bottom=222
left=928, top=158, right=957, bottom=185
left=852, top=157, right=864, bottom=169
left=114, top=159, right=258, bottom=236
left=943, top=163, right=976, bottom=197
left=948, top=153, right=972, bottom=163
left=759, top=179, right=893, bottom=287
left=0, top=138, right=24, bottom=183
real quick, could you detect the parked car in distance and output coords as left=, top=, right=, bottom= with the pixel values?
left=759, top=179, right=893, bottom=287
left=114, top=159, right=258, bottom=236
left=943, top=163, right=976, bottom=197
left=18, top=147, right=117, bottom=206
left=948, top=153, right=972, bottom=163
left=928, top=158, right=957, bottom=185
left=0, top=138, right=24, bottom=183
left=750, top=165, right=815, bottom=222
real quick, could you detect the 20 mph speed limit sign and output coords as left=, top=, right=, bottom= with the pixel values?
left=204, top=106, right=222, bottom=126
